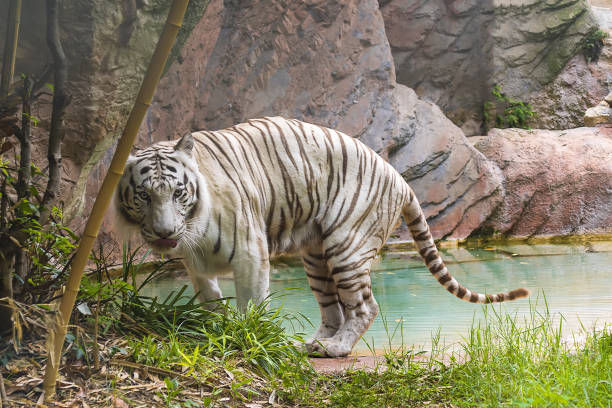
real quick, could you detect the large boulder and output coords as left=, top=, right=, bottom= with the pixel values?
left=471, top=126, right=612, bottom=237
left=380, top=0, right=599, bottom=134
left=381, top=86, right=503, bottom=239
left=136, top=0, right=502, bottom=239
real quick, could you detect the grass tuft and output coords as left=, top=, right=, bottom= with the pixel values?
left=282, top=302, right=612, bottom=407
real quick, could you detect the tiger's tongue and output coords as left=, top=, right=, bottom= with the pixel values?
left=153, top=238, right=178, bottom=248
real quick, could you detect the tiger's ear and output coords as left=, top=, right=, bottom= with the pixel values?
left=175, top=133, right=194, bottom=154
left=123, top=154, right=136, bottom=170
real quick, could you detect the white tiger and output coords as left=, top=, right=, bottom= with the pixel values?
left=116, top=117, right=529, bottom=357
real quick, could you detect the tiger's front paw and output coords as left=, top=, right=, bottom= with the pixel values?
left=305, top=338, right=351, bottom=357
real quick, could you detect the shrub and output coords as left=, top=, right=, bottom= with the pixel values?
left=583, top=29, right=608, bottom=63
left=487, top=84, right=535, bottom=129
left=0, top=159, right=77, bottom=306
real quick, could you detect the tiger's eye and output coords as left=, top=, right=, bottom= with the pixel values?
left=137, top=191, right=149, bottom=201
left=173, top=190, right=182, bottom=199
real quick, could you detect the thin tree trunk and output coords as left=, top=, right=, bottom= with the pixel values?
left=0, top=176, right=8, bottom=232
left=92, top=290, right=100, bottom=370
left=12, top=77, right=33, bottom=296
left=40, top=0, right=69, bottom=225
left=15, top=77, right=32, bottom=202
left=0, top=254, right=14, bottom=335
left=0, top=0, right=22, bottom=97
left=0, top=140, right=13, bottom=334
left=0, top=370, right=8, bottom=407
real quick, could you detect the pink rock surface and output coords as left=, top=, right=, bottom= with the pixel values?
left=140, top=0, right=394, bottom=143
left=384, top=86, right=503, bottom=239
left=472, top=126, right=612, bottom=237
left=136, top=0, right=501, bottom=239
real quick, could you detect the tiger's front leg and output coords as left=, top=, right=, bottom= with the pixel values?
left=182, top=256, right=224, bottom=310
left=230, top=241, right=271, bottom=312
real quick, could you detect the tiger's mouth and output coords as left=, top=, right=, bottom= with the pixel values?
left=152, top=238, right=178, bottom=249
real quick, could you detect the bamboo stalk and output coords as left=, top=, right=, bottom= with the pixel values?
left=41, top=0, right=190, bottom=400
left=0, top=0, right=21, bottom=97
left=0, top=370, right=7, bottom=408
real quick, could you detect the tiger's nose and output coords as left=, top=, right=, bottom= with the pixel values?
left=153, top=226, right=174, bottom=239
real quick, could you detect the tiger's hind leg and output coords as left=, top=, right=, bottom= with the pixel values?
left=302, top=251, right=345, bottom=346
left=305, top=244, right=379, bottom=357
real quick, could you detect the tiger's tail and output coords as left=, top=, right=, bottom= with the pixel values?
left=401, top=189, right=530, bottom=304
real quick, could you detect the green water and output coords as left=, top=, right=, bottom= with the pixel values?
left=143, top=242, right=612, bottom=352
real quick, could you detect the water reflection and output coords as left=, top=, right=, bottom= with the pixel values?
left=142, top=243, right=612, bottom=352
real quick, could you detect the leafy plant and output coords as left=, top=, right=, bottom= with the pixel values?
left=158, top=377, right=183, bottom=407
left=487, top=84, right=535, bottom=129
left=583, top=29, right=608, bottom=63
left=123, top=290, right=308, bottom=376
left=0, top=159, right=77, bottom=305
left=79, top=243, right=172, bottom=334
left=1, top=0, right=69, bottom=335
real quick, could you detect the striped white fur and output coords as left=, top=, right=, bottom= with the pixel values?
left=116, top=117, right=529, bottom=357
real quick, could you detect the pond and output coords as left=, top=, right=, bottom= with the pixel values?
left=142, top=241, right=612, bottom=353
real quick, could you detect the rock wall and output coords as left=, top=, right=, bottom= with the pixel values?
left=2, top=0, right=610, bottom=242
left=380, top=0, right=494, bottom=135
left=135, top=0, right=502, bottom=239
left=529, top=31, right=612, bottom=130
left=380, top=0, right=600, bottom=134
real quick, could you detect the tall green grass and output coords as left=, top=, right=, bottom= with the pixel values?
left=81, top=245, right=311, bottom=381
left=122, top=287, right=310, bottom=377
left=282, top=302, right=612, bottom=407
left=438, top=304, right=612, bottom=407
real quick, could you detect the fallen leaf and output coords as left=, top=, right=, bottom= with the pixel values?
left=112, top=396, right=129, bottom=408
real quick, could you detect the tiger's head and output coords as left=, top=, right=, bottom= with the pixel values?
left=115, top=133, right=206, bottom=254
